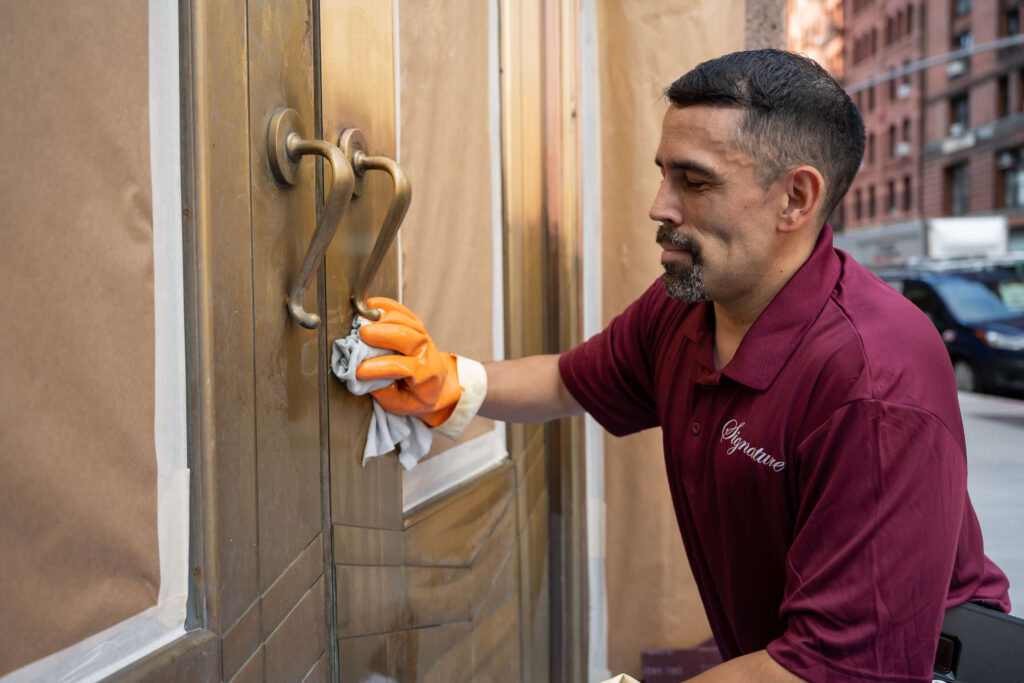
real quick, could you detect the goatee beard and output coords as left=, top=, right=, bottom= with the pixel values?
left=656, top=226, right=707, bottom=303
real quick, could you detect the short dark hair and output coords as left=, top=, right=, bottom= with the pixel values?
left=665, top=49, right=865, bottom=223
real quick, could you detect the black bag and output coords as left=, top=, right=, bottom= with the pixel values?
left=933, top=602, right=1024, bottom=681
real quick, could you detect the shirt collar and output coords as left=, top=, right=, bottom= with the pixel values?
left=720, top=224, right=842, bottom=391
left=680, top=300, right=717, bottom=377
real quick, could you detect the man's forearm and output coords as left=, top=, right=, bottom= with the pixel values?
left=477, top=354, right=584, bottom=423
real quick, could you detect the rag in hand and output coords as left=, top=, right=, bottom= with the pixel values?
left=330, top=316, right=433, bottom=470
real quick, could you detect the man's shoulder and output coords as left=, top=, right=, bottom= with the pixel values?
left=826, top=256, right=946, bottom=356
left=804, top=254, right=959, bottom=408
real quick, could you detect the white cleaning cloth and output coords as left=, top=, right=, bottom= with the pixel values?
left=331, top=316, right=433, bottom=470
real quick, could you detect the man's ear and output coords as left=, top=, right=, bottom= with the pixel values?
left=778, top=165, right=825, bottom=233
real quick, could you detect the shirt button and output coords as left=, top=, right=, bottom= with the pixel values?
left=691, top=422, right=701, bottom=435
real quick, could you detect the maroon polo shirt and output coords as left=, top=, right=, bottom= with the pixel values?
left=559, top=225, right=1010, bottom=682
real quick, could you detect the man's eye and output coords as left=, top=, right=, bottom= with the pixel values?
left=685, top=179, right=707, bottom=189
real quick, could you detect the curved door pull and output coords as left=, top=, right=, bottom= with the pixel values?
left=268, top=107, right=356, bottom=329
left=339, top=129, right=412, bottom=322
left=267, top=108, right=411, bottom=328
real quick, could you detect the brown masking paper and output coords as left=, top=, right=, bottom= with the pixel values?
left=398, top=0, right=496, bottom=455
left=0, top=1, right=159, bottom=675
left=597, top=0, right=746, bottom=675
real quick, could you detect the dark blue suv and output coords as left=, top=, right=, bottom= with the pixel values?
left=878, top=272, right=1024, bottom=393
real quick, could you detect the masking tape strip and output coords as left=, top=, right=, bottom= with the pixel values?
left=581, top=0, right=608, bottom=677
left=402, top=428, right=508, bottom=511
left=490, top=0, right=505, bottom=368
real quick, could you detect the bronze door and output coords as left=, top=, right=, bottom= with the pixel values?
left=113, top=1, right=563, bottom=681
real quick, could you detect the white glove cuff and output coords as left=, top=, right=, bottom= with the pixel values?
left=432, top=356, right=487, bottom=441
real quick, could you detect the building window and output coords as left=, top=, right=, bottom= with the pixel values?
left=886, top=16, right=895, bottom=45
left=868, top=132, right=876, bottom=164
left=886, top=180, right=896, bottom=213
left=999, top=148, right=1024, bottom=208
left=869, top=185, right=877, bottom=217
left=868, top=85, right=876, bottom=111
left=999, top=75, right=1010, bottom=118
left=954, top=30, right=973, bottom=51
left=907, top=4, right=914, bottom=34
left=950, top=93, right=969, bottom=135
left=893, top=119, right=911, bottom=157
left=1005, top=6, right=1020, bottom=38
left=949, top=31, right=972, bottom=78
left=871, top=27, right=878, bottom=55
left=903, top=175, right=912, bottom=211
left=953, top=0, right=971, bottom=18
left=889, top=71, right=898, bottom=100
left=854, top=188, right=863, bottom=220
left=946, top=162, right=970, bottom=215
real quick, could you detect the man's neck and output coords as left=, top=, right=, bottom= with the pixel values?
left=712, top=296, right=771, bottom=370
left=710, top=237, right=818, bottom=370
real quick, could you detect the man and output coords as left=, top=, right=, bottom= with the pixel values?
left=357, top=49, right=1011, bottom=682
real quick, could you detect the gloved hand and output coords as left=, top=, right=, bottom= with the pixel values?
left=355, top=297, right=464, bottom=427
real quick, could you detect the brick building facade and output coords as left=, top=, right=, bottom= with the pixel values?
left=920, top=0, right=1024, bottom=249
left=790, top=0, right=1024, bottom=250
left=841, top=0, right=925, bottom=232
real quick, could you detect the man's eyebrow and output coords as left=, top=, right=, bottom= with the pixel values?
left=654, top=157, right=717, bottom=179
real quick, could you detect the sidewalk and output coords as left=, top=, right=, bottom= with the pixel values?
left=959, top=391, right=1024, bottom=615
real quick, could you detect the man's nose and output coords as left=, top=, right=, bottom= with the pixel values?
left=649, top=182, right=681, bottom=226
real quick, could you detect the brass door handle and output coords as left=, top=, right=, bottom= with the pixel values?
left=268, top=107, right=356, bottom=329
left=339, top=129, right=412, bottom=321
left=266, top=108, right=410, bottom=328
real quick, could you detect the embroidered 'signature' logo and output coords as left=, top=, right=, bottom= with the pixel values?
left=720, top=419, right=786, bottom=472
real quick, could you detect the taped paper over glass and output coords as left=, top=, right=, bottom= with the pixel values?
left=0, top=1, right=188, bottom=679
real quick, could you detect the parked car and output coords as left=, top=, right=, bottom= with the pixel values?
left=949, top=268, right=1024, bottom=311
left=878, top=272, right=1024, bottom=393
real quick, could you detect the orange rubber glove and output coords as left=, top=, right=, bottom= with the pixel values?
left=355, top=297, right=463, bottom=427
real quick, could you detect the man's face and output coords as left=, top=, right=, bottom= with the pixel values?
left=651, top=105, right=787, bottom=306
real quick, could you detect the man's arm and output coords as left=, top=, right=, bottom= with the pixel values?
left=687, top=650, right=805, bottom=682
left=356, top=299, right=583, bottom=432
left=479, top=354, right=584, bottom=423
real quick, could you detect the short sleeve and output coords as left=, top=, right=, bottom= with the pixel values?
left=766, top=400, right=967, bottom=682
left=558, top=282, right=663, bottom=436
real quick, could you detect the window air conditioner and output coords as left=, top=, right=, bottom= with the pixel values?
left=998, top=151, right=1016, bottom=169
left=894, top=141, right=911, bottom=157
left=897, top=83, right=911, bottom=99
left=950, top=122, right=967, bottom=137
left=947, top=58, right=967, bottom=78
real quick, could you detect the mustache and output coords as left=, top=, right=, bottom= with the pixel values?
left=655, top=226, right=703, bottom=263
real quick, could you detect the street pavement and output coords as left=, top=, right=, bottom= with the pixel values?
left=959, top=391, right=1024, bottom=616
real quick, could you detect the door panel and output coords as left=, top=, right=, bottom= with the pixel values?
left=185, top=0, right=259, bottom=645
left=122, top=0, right=330, bottom=679
left=246, top=0, right=323, bottom=594
left=243, top=0, right=328, bottom=678
left=319, top=1, right=555, bottom=680
left=117, top=0, right=564, bottom=680
left=321, top=0, right=404, bottom=535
